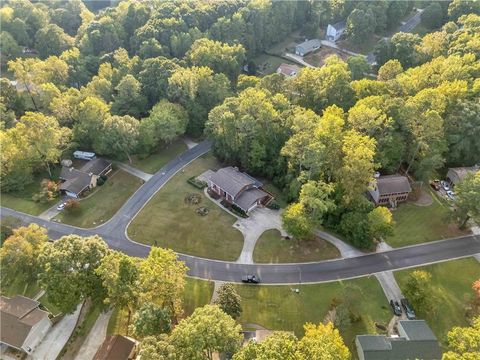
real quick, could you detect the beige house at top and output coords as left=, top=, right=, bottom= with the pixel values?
left=368, top=174, right=412, bottom=208
left=446, top=166, right=478, bottom=187
left=0, top=295, right=52, bottom=354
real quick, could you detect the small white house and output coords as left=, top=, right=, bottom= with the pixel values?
left=326, top=20, right=346, bottom=42
left=73, top=150, right=96, bottom=161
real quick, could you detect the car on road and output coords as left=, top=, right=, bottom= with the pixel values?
left=242, top=275, right=260, bottom=284
left=441, top=180, right=450, bottom=191
left=56, top=202, right=66, bottom=211
left=401, top=298, right=416, bottom=320
left=390, top=300, right=402, bottom=316
left=446, top=190, right=455, bottom=200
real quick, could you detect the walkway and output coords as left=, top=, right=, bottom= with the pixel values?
left=375, top=271, right=403, bottom=302
left=29, top=303, right=83, bottom=360
left=235, top=208, right=287, bottom=264
left=182, top=136, right=199, bottom=150
left=116, top=163, right=152, bottom=181
left=314, top=230, right=363, bottom=258
left=74, top=310, right=112, bottom=360
left=283, top=53, right=315, bottom=68
left=38, top=199, right=65, bottom=221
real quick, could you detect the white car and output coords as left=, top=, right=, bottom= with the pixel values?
left=441, top=181, right=450, bottom=191
left=56, top=202, right=66, bottom=211
left=446, top=190, right=455, bottom=200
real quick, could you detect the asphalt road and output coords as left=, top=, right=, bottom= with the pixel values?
left=2, top=140, right=480, bottom=284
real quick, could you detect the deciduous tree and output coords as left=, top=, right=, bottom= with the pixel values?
left=213, top=283, right=242, bottom=319
left=296, top=322, right=350, bottom=360
left=455, top=171, right=480, bottom=228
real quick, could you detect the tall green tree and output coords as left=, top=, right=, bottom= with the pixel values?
left=296, top=322, right=350, bottom=360
left=213, top=283, right=242, bottom=320
left=455, top=171, right=480, bottom=228
left=39, top=235, right=110, bottom=314
left=346, top=8, right=376, bottom=43
left=443, top=316, right=480, bottom=360
left=233, top=332, right=298, bottom=360
left=34, top=24, right=73, bottom=59
left=133, top=302, right=172, bottom=338
left=111, top=74, right=147, bottom=118
left=403, top=270, right=437, bottom=315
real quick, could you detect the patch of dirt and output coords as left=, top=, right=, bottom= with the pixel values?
left=412, top=187, right=433, bottom=206
left=184, top=193, right=202, bottom=205
left=304, top=47, right=349, bottom=67
left=195, top=207, right=209, bottom=216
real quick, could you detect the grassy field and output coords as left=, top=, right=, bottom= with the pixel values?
left=253, top=229, right=341, bottom=263
left=54, top=170, right=143, bottom=228
left=254, top=54, right=299, bottom=76
left=395, top=258, right=480, bottom=344
left=107, top=278, right=214, bottom=336
left=387, top=196, right=468, bottom=247
left=128, top=140, right=188, bottom=174
left=39, top=293, right=62, bottom=316
left=1, top=168, right=61, bottom=215
left=0, top=275, right=40, bottom=298
left=234, top=276, right=391, bottom=350
left=128, top=153, right=244, bottom=261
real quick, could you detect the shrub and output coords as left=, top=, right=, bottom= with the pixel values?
left=267, top=201, right=280, bottom=210
left=187, top=176, right=206, bottom=189
left=97, top=177, right=106, bottom=186
left=64, top=199, right=81, bottom=213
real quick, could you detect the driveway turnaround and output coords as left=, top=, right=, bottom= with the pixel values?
left=2, top=140, right=480, bottom=284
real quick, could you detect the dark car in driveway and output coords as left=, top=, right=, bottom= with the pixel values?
left=390, top=299, right=402, bottom=316
left=242, top=275, right=260, bottom=284
left=401, top=298, right=416, bottom=319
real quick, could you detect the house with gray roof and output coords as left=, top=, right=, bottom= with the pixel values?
left=368, top=174, right=411, bottom=207
left=94, top=335, right=137, bottom=360
left=446, top=166, right=478, bottom=187
left=295, top=39, right=321, bottom=56
left=326, top=20, right=347, bottom=42
left=59, top=157, right=112, bottom=198
left=0, top=295, right=52, bottom=354
left=356, top=320, right=442, bottom=360
left=204, top=166, right=272, bottom=213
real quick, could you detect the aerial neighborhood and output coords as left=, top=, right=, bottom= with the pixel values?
left=1, top=1, right=479, bottom=360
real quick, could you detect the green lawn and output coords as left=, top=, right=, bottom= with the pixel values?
left=0, top=275, right=40, bottom=299
left=128, top=140, right=188, bottom=174
left=234, top=276, right=391, bottom=350
left=387, top=195, right=468, bottom=247
left=253, top=54, right=299, bottom=76
left=1, top=168, right=61, bottom=215
left=54, top=170, right=143, bottom=228
left=39, top=293, right=62, bottom=316
left=260, top=180, right=288, bottom=208
left=128, top=153, right=244, bottom=261
left=107, top=278, right=214, bottom=336
left=395, top=258, right=480, bottom=345
left=253, top=229, right=341, bottom=263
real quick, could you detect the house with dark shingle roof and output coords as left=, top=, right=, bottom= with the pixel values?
left=93, top=335, right=137, bottom=360
left=204, top=166, right=273, bottom=213
left=0, top=295, right=52, bottom=354
left=446, top=166, right=478, bottom=187
left=367, top=174, right=411, bottom=207
left=356, top=320, right=442, bottom=360
left=59, top=158, right=112, bottom=198
left=295, top=39, right=321, bottom=56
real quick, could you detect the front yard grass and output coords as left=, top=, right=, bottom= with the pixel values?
left=387, top=195, right=469, bottom=247
left=39, top=293, right=62, bottom=317
left=128, top=139, right=188, bottom=174
left=395, top=258, right=480, bottom=345
left=1, top=168, right=61, bottom=215
left=253, top=229, right=341, bottom=263
left=0, top=275, right=40, bottom=298
left=128, top=153, right=244, bottom=261
left=234, top=276, right=391, bottom=351
left=54, top=170, right=143, bottom=228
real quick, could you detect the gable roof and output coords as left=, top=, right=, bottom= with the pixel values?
left=399, top=320, right=437, bottom=341
left=235, top=188, right=269, bottom=212
left=357, top=335, right=392, bottom=351
left=376, top=175, right=411, bottom=195
left=331, top=20, right=346, bottom=31
left=210, top=167, right=262, bottom=198
left=0, top=296, right=50, bottom=349
left=80, top=158, right=111, bottom=176
left=447, top=167, right=478, bottom=183
left=296, top=39, right=321, bottom=52
left=277, top=63, right=300, bottom=76
left=59, top=170, right=92, bottom=195
left=94, top=335, right=136, bottom=360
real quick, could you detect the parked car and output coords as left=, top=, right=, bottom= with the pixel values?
left=429, top=180, right=441, bottom=191
left=441, top=180, right=450, bottom=191
left=446, top=190, right=455, bottom=200
left=400, top=298, right=416, bottom=320
left=242, top=275, right=260, bottom=284
left=56, top=202, right=66, bottom=211
left=390, top=300, right=402, bottom=316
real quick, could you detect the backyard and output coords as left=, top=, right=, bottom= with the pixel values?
left=54, top=170, right=143, bottom=228
left=253, top=229, right=341, bottom=263
left=127, top=153, right=245, bottom=261
left=386, top=192, right=469, bottom=247
left=234, top=276, right=391, bottom=351
left=395, top=257, right=480, bottom=345
left=1, top=168, right=61, bottom=215
left=126, top=139, right=188, bottom=174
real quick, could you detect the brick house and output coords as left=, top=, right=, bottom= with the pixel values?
left=59, top=158, right=112, bottom=198
left=368, top=175, right=412, bottom=207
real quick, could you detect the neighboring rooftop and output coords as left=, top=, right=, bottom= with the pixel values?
left=375, top=175, right=411, bottom=195
left=0, top=295, right=50, bottom=349
left=93, top=335, right=136, bottom=360
left=296, top=38, right=321, bottom=52
left=398, top=320, right=437, bottom=342
left=447, top=166, right=478, bottom=183
left=59, top=171, right=92, bottom=195
left=276, top=63, right=300, bottom=77
left=356, top=335, right=392, bottom=352
left=80, top=158, right=112, bottom=176
left=331, top=20, right=347, bottom=30
left=235, top=187, right=269, bottom=211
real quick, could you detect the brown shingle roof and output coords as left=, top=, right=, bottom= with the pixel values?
left=376, top=175, right=411, bottom=195
left=59, top=172, right=92, bottom=195
left=94, top=335, right=136, bottom=360
left=235, top=188, right=269, bottom=212
left=0, top=296, right=50, bottom=349
left=277, top=63, right=300, bottom=77
left=210, top=167, right=260, bottom=198
left=80, top=158, right=111, bottom=176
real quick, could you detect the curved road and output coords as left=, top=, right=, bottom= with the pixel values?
left=2, top=141, right=480, bottom=284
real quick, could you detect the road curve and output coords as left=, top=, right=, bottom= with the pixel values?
left=2, top=141, right=480, bottom=284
